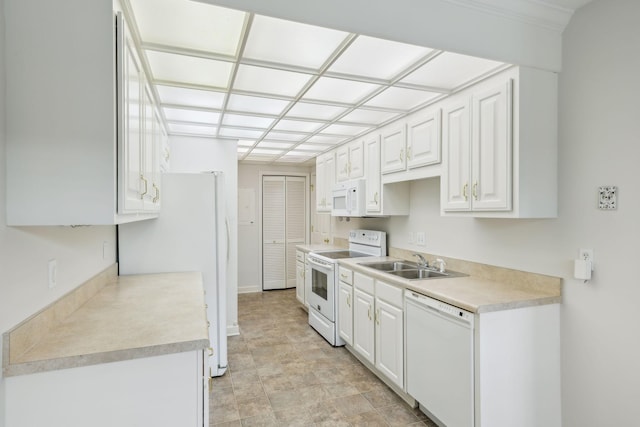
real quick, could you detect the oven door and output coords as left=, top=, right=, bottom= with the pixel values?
left=307, top=255, right=336, bottom=322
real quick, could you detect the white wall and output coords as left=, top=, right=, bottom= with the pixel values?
left=237, top=163, right=312, bottom=292
left=0, top=1, right=117, bottom=424
left=385, top=1, right=639, bottom=424
left=169, top=136, right=239, bottom=333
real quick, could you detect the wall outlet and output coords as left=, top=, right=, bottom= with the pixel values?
left=416, top=232, right=426, bottom=246
left=579, top=249, right=594, bottom=270
left=48, top=259, right=57, bottom=289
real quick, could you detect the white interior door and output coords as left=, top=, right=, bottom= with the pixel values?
left=263, top=175, right=307, bottom=291
left=262, top=176, right=286, bottom=290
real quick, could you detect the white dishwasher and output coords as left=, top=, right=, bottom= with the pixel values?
left=405, top=291, right=475, bottom=427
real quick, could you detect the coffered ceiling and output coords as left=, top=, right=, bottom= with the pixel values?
left=123, top=0, right=512, bottom=164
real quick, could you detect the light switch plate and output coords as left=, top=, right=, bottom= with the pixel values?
left=416, top=232, right=426, bottom=246
left=598, top=186, right=617, bottom=210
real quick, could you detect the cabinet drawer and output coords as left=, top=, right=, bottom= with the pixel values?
left=375, top=280, right=403, bottom=307
left=296, top=250, right=305, bottom=262
left=339, top=267, right=353, bottom=285
left=354, top=271, right=374, bottom=294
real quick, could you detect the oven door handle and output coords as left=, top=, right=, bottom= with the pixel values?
left=308, top=258, right=332, bottom=271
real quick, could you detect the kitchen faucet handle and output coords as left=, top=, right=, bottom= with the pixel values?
left=434, top=258, right=447, bottom=273
left=413, top=253, right=429, bottom=268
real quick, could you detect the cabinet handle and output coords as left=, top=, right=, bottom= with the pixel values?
left=340, top=273, right=348, bottom=280
left=140, top=175, right=148, bottom=199
left=152, top=183, right=160, bottom=203
left=347, top=294, right=351, bottom=308
left=463, top=183, right=468, bottom=201
left=208, top=347, right=214, bottom=357
left=407, top=146, right=412, bottom=160
left=376, top=309, right=380, bottom=325
left=367, top=306, right=372, bottom=321
left=374, top=192, right=379, bottom=205
left=399, top=148, right=404, bottom=163
left=473, top=181, right=478, bottom=200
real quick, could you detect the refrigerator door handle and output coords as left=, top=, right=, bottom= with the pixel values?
left=225, top=218, right=230, bottom=264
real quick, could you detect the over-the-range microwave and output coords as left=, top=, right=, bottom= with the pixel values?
left=331, top=179, right=366, bottom=217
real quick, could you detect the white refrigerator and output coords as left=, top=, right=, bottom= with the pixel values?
left=118, top=172, right=228, bottom=377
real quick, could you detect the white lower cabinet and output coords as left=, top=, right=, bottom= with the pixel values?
left=296, top=251, right=306, bottom=305
left=5, top=350, right=207, bottom=427
left=338, top=281, right=354, bottom=346
left=348, top=271, right=404, bottom=389
left=374, top=281, right=404, bottom=389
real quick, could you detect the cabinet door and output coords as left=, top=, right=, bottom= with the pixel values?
left=296, top=261, right=305, bottom=304
left=338, top=282, right=354, bottom=346
left=141, top=84, right=156, bottom=210
left=324, top=153, right=336, bottom=209
left=381, top=125, right=407, bottom=174
left=375, top=298, right=404, bottom=389
left=336, top=146, right=350, bottom=182
left=472, top=80, right=512, bottom=211
left=348, top=140, right=365, bottom=179
left=316, top=156, right=327, bottom=211
left=119, top=23, right=144, bottom=213
left=407, top=109, right=441, bottom=169
left=442, top=99, right=471, bottom=211
left=365, top=135, right=381, bottom=213
left=353, top=289, right=375, bottom=364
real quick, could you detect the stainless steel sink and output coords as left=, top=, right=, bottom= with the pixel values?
left=358, top=261, right=418, bottom=271
left=386, top=269, right=449, bottom=279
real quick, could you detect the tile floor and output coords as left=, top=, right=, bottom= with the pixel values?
left=210, top=289, right=438, bottom=426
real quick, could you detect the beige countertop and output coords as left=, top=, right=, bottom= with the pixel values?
left=3, top=272, right=209, bottom=377
left=296, top=243, right=344, bottom=253
left=339, top=257, right=561, bottom=313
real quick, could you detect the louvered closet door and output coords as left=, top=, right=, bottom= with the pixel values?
left=263, top=177, right=286, bottom=290
left=286, top=177, right=306, bottom=289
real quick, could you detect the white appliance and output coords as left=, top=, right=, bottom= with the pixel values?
left=405, top=291, right=475, bottom=427
left=307, top=229, right=386, bottom=346
left=118, top=172, right=229, bottom=377
left=331, top=178, right=366, bottom=217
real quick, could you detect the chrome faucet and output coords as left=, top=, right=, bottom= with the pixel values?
left=413, top=253, right=429, bottom=269
left=433, top=258, right=447, bottom=273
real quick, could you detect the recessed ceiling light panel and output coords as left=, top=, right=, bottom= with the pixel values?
left=163, top=107, right=220, bottom=124
left=146, top=50, right=233, bottom=88
left=234, top=64, right=313, bottom=97
left=303, top=76, right=381, bottom=104
left=226, top=94, right=291, bottom=115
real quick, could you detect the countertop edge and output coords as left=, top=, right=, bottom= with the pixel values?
left=3, top=338, right=209, bottom=378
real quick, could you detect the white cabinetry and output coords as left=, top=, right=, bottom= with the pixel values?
left=296, top=250, right=306, bottom=305
left=441, top=67, right=558, bottom=218
left=336, top=140, right=364, bottom=181
left=364, top=135, right=410, bottom=216
left=6, top=351, right=207, bottom=427
left=349, top=271, right=404, bottom=389
left=374, top=280, right=404, bottom=389
left=5, top=1, right=162, bottom=225
left=337, top=267, right=354, bottom=346
left=381, top=109, right=443, bottom=184
left=316, top=152, right=336, bottom=212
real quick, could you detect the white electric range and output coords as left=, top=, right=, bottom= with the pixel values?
left=307, top=229, right=387, bottom=346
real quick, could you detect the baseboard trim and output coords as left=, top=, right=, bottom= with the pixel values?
left=237, top=285, right=261, bottom=294
left=227, top=325, right=240, bottom=336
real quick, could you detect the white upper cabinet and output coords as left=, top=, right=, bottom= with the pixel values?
left=442, top=66, right=557, bottom=218
left=315, top=151, right=336, bottom=212
left=407, top=109, right=442, bottom=169
left=380, top=124, right=407, bottom=174
left=336, top=140, right=364, bottom=182
left=5, top=2, right=162, bottom=225
left=364, top=135, right=382, bottom=213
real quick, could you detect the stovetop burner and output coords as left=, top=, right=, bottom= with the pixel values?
left=312, top=250, right=372, bottom=260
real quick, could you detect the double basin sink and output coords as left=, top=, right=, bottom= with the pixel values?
left=359, top=260, right=466, bottom=281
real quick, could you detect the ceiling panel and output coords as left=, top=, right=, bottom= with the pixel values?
left=163, top=107, right=220, bottom=124
left=222, top=114, right=274, bottom=129
left=146, top=50, right=233, bottom=88
left=233, top=64, right=313, bottom=97
left=303, top=77, right=381, bottom=104
left=401, top=52, right=505, bottom=89
left=226, top=94, right=291, bottom=115
left=364, top=87, right=440, bottom=111
left=286, top=103, right=347, bottom=120
left=128, top=2, right=512, bottom=164
left=328, top=35, right=432, bottom=80
left=129, top=0, right=246, bottom=55
left=339, top=108, right=401, bottom=125
left=156, top=85, right=226, bottom=109
left=243, top=15, right=349, bottom=70
left=168, top=123, right=217, bottom=135
left=272, top=119, right=324, bottom=133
